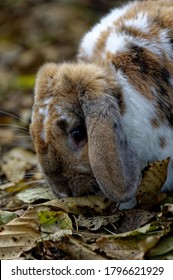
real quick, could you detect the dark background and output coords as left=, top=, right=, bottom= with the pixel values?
left=0, top=0, right=128, bottom=112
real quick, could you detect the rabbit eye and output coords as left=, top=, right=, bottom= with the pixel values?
left=70, top=126, right=87, bottom=143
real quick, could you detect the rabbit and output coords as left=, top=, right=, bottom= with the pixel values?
left=30, top=0, right=173, bottom=208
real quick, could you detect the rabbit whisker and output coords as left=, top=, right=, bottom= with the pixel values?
left=0, top=110, right=30, bottom=125
left=0, top=124, right=29, bottom=132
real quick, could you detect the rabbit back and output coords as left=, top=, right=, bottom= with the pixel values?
left=78, top=0, right=173, bottom=64
left=78, top=0, right=173, bottom=166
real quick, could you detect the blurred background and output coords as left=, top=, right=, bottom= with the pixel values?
left=0, top=0, right=128, bottom=152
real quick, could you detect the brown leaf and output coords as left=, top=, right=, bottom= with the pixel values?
left=0, top=207, right=41, bottom=259
left=96, top=221, right=170, bottom=260
left=1, top=147, right=37, bottom=183
left=58, top=195, right=117, bottom=216
left=55, top=236, right=106, bottom=260
left=96, top=234, right=159, bottom=259
left=136, top=158, right=169, bottom=210
left=76, top=213, right=121, bottom=231
left=117, top=209, right=155, bottom=233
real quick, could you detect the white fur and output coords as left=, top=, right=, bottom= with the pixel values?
left=159, top=29, right=173, bottom=60
left=39, top=106, right=49, bottom=122
left=43, top=97, right=53, bottom=105
left=38, top=98, right=53, bottom=142
left=39, top=107, right=45, bottom=116
left=104, top=32, right=128, bottom=55
left=140, top=38, right=162, bottom=57
left=116, top=71, right=173, bottom=169
left=123, top=12, right=150, bottom=32
left=40, top=130, right=45, bottom=141
left=56, top=105, right=64, bottom=115
left=104, top=30, right=163, bottom=59
left=38, top=97, right=52, bottom=121
left=81, top=3, right=165, bottom=60
left=79, top=1, right=135, bottom=58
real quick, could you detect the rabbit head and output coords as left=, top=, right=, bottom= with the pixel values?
left=30, top=62, right=141, bottom=202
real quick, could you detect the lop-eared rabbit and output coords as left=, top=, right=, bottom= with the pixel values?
left=30, top=0, right=173, bottom=209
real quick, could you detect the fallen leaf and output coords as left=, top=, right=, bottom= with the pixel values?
left=76, top=213, right=121, bottom=231
left=56, top=236, right=106, bottom=260
left=96, top=234, right=160, bottom=259
left=38, top=210, right=72, bottom=229
left=0, top=210, right=17, bottom=226
left=38, top=210, right=72, bottom=241
left=136, top=158, right=169, bottom=210
left=146, top=236, right=173, bottom=259
left=16, top=184, right=56, bottom=203
left=0, top=207, right=41, bottom=259
left=1, top=147, right=37, bottom=182
left=59, top=195, right=117, bottom=215
left=116, top=209, right=155, bottom=233
left=95, top=220, right=171, bottom=260
left=51, top=230, right=72, bottom=242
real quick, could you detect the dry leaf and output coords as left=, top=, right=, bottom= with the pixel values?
left=59, top=195, right=116, bottom=215
left=76, top=213, right=121, bottom=231
left=0, top=207, right=41, bottom=259
left=95, top=221, right=171, bottom=260
left=34, top=199, right=70, bottom=213
left=16, top=184, right=56, bottom=203
left=147, top=236, right=173, bottom=258
left=56, top=236, right=106, bottom=260
left=117, top=209, right=155, bottom=233
left=38, top=210, right=72, bottom=241
left=51, top=230, right=72, bottom=242
left=0, top=210, right=17, bottom=226
left=136, top=158, right=169, bottom=210
left=1, top=147, right=37, bottom=182
left=96, top=234, right=160, bottom=259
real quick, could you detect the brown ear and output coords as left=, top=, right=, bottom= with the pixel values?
left=79, top=92, right=141, bottom=203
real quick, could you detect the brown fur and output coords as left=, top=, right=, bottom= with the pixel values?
left=150, top=118, right=160, bottom=128
left=31, top=0, right=173, bottom=203
left=159, top=136, right=166, bottom=148
left=30, top=62, right=130, bottom=199
left=80, top=0, right=173, bottom=125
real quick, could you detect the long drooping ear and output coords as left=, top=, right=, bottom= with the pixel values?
left=79, top=92, right=141, bottom=203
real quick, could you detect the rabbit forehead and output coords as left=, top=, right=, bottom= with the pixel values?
left=35, top=62, right=111, bottom=105
left=58, top=63, right=110, bottom=94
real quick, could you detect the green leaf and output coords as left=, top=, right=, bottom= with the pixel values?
left=38, top=210, right=72, bottom=229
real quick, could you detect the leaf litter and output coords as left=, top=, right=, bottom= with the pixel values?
left=0, top=0, right=173, bottom=260
left=0, top=148, right=173, bottom=259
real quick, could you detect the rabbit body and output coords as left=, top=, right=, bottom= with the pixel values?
left=79, top=0, right=173, bottom=192
left=30, top=0, right=173, bottom=206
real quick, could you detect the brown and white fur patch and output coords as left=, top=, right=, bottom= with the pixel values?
left=30, top=0, right=173, bottom=209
